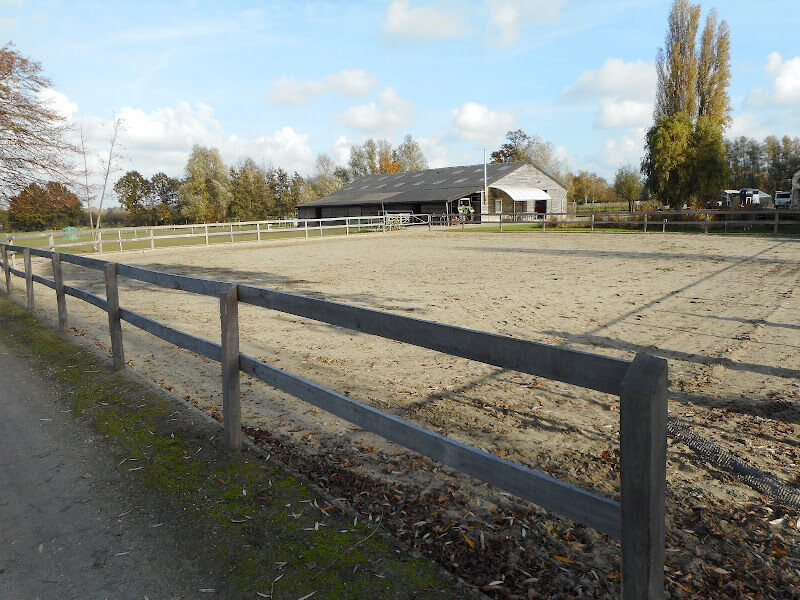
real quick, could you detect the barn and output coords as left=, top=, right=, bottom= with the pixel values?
left=296, top=161, right=568, bottom=222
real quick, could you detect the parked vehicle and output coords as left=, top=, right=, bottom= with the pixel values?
left=739, top=188, right=773, bottom=209
left=775, top=191, right=792, bottom=209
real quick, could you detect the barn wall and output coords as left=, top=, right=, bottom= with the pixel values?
left=492, top=164, right=568, bottom=218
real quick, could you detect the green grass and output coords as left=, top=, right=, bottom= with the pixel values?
left=0, top=297, right=463, bottom=599
left=5, top=225, right=384, bottom=254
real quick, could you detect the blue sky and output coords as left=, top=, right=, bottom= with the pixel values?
left=2, top=0, right=799, bottom=186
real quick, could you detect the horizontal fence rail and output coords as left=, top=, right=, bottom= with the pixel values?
left=0, top=242, right=668, bottom=599
left=2, top=214, right=433, bottom=255
left=451, top=209, right=800, bottom=234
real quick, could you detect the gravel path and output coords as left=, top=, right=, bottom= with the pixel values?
left=0, top=340, right=228, bottom=599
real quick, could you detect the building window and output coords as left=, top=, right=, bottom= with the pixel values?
left=495, top=200, right=502, bottom=213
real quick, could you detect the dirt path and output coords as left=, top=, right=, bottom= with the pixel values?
left=0, top=340, right=227, bottom=599
left=0, top=300, right=471, bottom=600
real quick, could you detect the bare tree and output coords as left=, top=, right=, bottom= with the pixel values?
left=0, top=43, right=76, bottom=207
left=78, top=122, right=95, bottom=231
left=93, top=116, right=124, bottom=230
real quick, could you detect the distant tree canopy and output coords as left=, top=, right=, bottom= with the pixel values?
left=345, top=135, right=428, bottom=181
left=643, top=0, right=731, bottom=208
left=726, top=135, right=800, bottom=194
left=614, top=165, right=645, bottom=211
left=491, top=130, right=566, bottom=181
left=8, top=181, right=82, bottom=230
left=178, top=145, right=233, bottom=223
left=113, top=170, right=178, bottom=226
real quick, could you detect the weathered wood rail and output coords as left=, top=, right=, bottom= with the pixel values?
left=0, top=242, right=668, bottom=599
left=476, top=209, right=800, bottom=234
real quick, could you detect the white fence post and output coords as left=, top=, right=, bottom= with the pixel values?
left=304, top=221, right=309, bottom=239
left=204, top=224, right=209, bottom=245
left=48, top=235, right=55, bottom=251
left=590, top=212, right=595, bottom=232
left=620, top=353, right=668, bottom=600
left=220, top=284, right=241, bottom=453
left=230, top=223, right=234, bottom=243
left=1, top=245, right=10, bottom=293
left=104, top=263, right=125, bottom=371
left=23, top=247, right=34, bottom=309
left=346, top=217, right=350, bottom=236
left=98, top=230, right=103, bottom=254
left=118, top=229, right=123, bottom=251
left=149, top=228, right=155, bottom=250
left=52, top=252, right=68, bottom=332
left=256, top=222, right=261, bottom=242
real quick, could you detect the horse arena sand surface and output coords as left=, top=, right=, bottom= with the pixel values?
left=22, top=230, right=800, bottom=595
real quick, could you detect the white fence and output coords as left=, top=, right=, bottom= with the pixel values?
left=3, top=214, right=434, bottom=254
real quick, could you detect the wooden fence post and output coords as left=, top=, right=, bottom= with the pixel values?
left=643, top=213, right=648, bottom=233
left=9, top=238, right=15, bottom=269
left=52, top=252, right=68, bottom=331
left=23, top=247, right=34, bottom=309
left=774, top=211, right=779, bottom=235
left=104, top=263, right=125, bottom=371
left=149, top=228, right=155, bottom=250
left=590, top=212, right=595, bottom=232
left=230, top=223, right=234, bottom=243
left=220, top=285, right=241, bottom=453
left=499, top=213, right=503, bottom=231
left=620, top=353, right=668, bottom=600
left=2, top=246, right=10, bottom=293
left=704, top=213, right=709, bottom=234
left=542, top=213, right=546, bottom=232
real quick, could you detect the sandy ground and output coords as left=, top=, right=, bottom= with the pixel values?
left=19, top=230, right=800, bottom=524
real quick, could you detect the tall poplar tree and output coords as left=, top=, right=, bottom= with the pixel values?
left=644, top=0, right=731, bottom=208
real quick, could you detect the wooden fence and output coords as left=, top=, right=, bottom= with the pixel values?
left=483, top=209, right=800, bottom=234
left=0, top=242, right=668, bottom=599
left=2, top=214, right=433, bottom=254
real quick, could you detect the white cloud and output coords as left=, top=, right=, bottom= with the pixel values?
left=486, top=0, right=565, bottom=47
left=562, top=58, right=656, bottom=102
left=332, top=135, right=353, bottom=165
left=416, top=135, right=453, bottom=167
left=267, top=69, right=377, bottom=106
left=727, top=113, right=772, bottom=140
left=325, top=69, right=378, bottom=97
left=37, top=88, right=79, bottom=120
left=450, top=101, right=515, bottom=144
left=267, top=76, right=325, bottom=106
left=745, top=53, right=800, bottom=109
left=562, top=58, right=656, bottom=131
left=54, top=93, right=316, bottom=192
left=337, top=87, right=415, bottom=132
left=595, top=131, right=645, bottom=176
left=597, top=98, right=653, bottom=129
left=764, top=52, right=800, bottom=104
left=383, top=1, right=463, bottom=40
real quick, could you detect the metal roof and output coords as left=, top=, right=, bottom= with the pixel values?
left=297, top=161, right=531, bottom=208
left=490, top=183, right=551, bottom=201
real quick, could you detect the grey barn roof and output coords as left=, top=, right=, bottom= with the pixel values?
left=297, top=161, right=540, bottom=208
